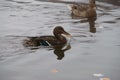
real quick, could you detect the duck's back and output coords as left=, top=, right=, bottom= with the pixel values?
left=23, top=36, right=66, bottom=47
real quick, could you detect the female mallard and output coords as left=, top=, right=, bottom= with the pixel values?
left=68, top=0, right=97, bottom=18
left=23, top=26, right=71, bottom=47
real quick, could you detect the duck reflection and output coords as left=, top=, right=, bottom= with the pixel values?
left=71, top=14, right=96, bottom=33
left=24, top=44, right=71, bottom=60
left=88, top=18, right=96, bottom=33
left=53, top=44, right=71, bottom=60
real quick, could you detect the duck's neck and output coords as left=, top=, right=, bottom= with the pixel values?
left=55, top=34, right=67, bottom=44
left=89, top=0, right=96, bottom=8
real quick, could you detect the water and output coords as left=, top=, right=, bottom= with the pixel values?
left=0, top=0, right=120, bottom=80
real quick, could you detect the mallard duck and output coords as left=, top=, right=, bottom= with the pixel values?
left=23, top=26, right=71, bottom=47
left=68, top=0, right=97, bottom=18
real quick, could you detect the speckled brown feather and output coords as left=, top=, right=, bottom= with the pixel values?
left=69, top=0, right=97, bottom=18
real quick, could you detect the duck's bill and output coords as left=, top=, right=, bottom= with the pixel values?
left=61, top=33, right=71, bottom=38
left=61, top=33, right=72, bottom=43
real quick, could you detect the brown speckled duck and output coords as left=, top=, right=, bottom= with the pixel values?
left=68, top=0, right=97, bottom=18
left=23, top=26, right=71, bottom=47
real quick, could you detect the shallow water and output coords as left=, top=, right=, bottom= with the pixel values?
left=0, top=0, right=120, bottom=80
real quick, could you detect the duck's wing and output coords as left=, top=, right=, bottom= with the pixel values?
left=36, top=36, right=56, bottom=41
left=23, top=36, right=56, bottom=46
left=77, top=4, right=89, bottom=11
left=27, top=36, right=55, bottom=41
left=31, top=36, right=58, bottom=46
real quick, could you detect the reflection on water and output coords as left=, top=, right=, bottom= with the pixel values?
left=53, top=44, right=71, bottom=60
left=0, top=0, right=120, bottom=80
left=88, top=18, right=96, bottom=33
left=24, top=44, right=71, bottom=60
left=71, top=14, right=96, bottom=33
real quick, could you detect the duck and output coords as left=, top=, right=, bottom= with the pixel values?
left=68, top=0, right=97, bottom=18
left=23, top=26, right=71, bottom=47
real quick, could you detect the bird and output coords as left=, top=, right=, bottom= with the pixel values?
left=68, top=0, right=97, bottom=18
left=23, top=26, right=71, bottom=47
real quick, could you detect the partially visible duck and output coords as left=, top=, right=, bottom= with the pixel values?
left=23, top=26, right=71, bottom=47
left=68, top=0, right=97, bottom=18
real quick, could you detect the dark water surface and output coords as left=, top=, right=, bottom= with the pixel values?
left=0, top=0, right=120, bottom=80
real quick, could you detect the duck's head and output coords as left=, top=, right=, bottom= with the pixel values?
left=53, top=26, right=71, bottom=43
left=89, top=0, right=95, bottom=3
left=89, top=0, right=96, bottom=8
left=67, top=4, right=78, bottom=11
